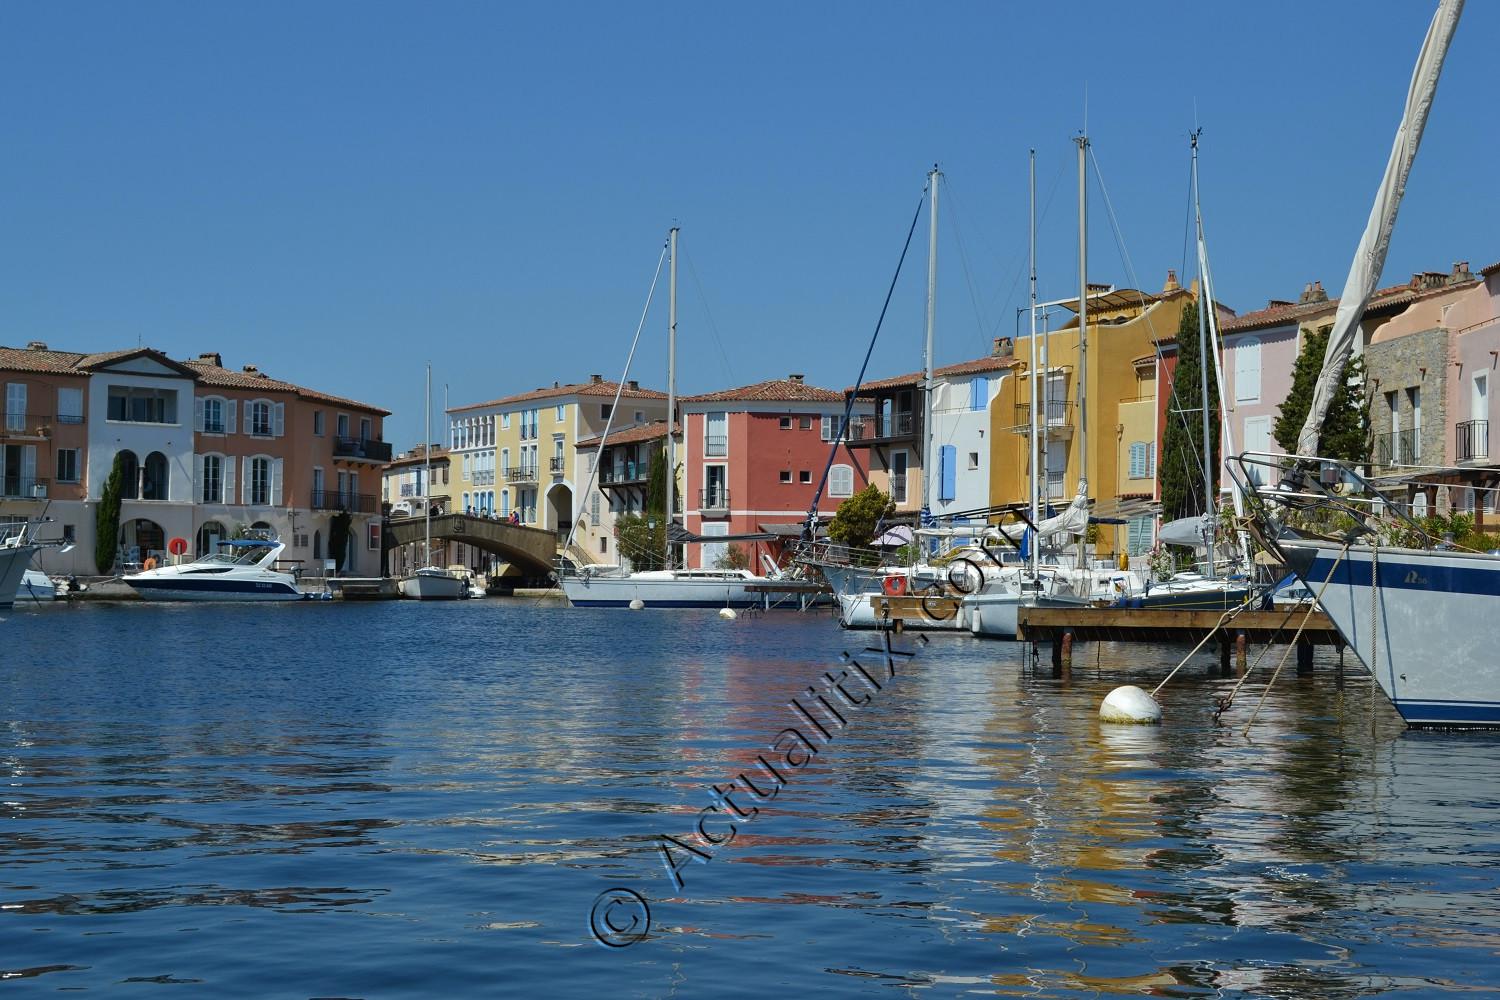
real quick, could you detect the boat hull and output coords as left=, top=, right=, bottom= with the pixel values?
left=1285, top=541, right=1500, bottom=728
left=1119, top=585, right=1253, bottom=611
left=836, top=592, right=969, bottom=631
left=1, top=544, right=39, bottom=609
left=398, top=573, right=467, bottom=600
left=561, top=577, right=763, bottom=608
left=124, top=577, right=305, bottom=601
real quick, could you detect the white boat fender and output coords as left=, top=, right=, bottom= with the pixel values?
left=718, top=608, right=737, bottom=620
left=629, top=598, right=645, bottom=610
left=1099, top=685, right=1162, bottom=725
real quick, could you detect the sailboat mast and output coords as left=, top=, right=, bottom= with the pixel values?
left=1028, top=150, right=1040, bottom=577
left=1191, top=133, right=1217, bottom=577
left=664, top=226, right=678, bottom=570
left=922, top=165, right=940, bottom=544
left=1075, top=134, right=1088, bottom=498
left=423, top=362, right=432, bottom=567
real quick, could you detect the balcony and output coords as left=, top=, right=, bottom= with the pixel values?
left=601, top=462, right=647, bottom=487
left=549, top=455, right=566, bottom=474
left=699, top=488, right=730, bottom=514
left=311, top=490, right=378, bottom=513
left=0, top=476, right=49, bottom=499
left=1375, top=428, right=1421, bottom=468
left=1012, top=399, right=1072, bottom=432
left=705, top=435, right=728, bottom=457
left=505, top=465, right=539, bottom=484
left=890, top=474, right=907, bottom=505
left=845, top=412, right=915, bottom=447
left=1045, top=469, right=1066, bottom=500
left=1457, top=419, right=1490, bottom=463
left=1, top=412, right=54, bottom=439
left=333, top=437, right=393, bottom=463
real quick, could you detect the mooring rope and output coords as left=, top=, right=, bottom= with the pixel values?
left=1148, top=598, right=1255, bottom=699
left=1238, top=543, right=1351, bottom=736
left=1370, top=538, right=1380, bottom=734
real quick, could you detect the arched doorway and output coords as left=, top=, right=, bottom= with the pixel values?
left=546, top=483, right=573, bottom=537
left=197, top=520, right=226, bottom=557
left=118, top=450, right=140, bottom=500
left=122, top=517, right=165, bottom=567
left=142, top=451, right=169, bottom=500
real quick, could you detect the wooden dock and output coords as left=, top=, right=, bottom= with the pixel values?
left=1016, top=606, right=1341, bottom=646
left=747, top=581, right=833, bottom=610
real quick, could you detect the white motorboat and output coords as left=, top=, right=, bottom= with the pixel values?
left=1121, top=572, right=1253, bottom=611
left=561, top=566, right=770, bottom=608
left=18, top=569, right=56, bottom=601
left=963, top=563, right=1143, bottom=639
left=124, top=537, right=311, bottom=601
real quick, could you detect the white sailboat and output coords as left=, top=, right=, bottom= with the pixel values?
left=399, top=364, right=466, bottom=601
left=1238, top=0, right=1492, bottom=727
left=0, top=524, right=40, bottom=610
left=559, top=226, right=775, bottom=609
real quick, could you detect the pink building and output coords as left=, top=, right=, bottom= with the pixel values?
left=679, top=375, right=871, bottom=570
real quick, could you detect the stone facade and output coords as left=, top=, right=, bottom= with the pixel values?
left=1364, top=326, right=1450, bottom=471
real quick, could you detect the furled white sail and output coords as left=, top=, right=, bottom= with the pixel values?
left=988, top=481, right=1090, bottom=546
left=1295, top=0, right=1463, bottom=457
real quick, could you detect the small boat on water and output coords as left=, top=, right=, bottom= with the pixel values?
left=18, top=569, right=56, bottom=601
left=398, top=566, right=467, bottom=600
left=124, top=537, right=317, bottom=602
left=0, top=528, right=40, bottom=610
left=561, top=565, right=768, bottom=608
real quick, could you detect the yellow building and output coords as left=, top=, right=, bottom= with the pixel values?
left=989, top=273, right=1199, bottom=558
left=446, top=376, right=669, bottom=559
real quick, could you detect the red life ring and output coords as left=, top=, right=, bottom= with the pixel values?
left=881, top=575, right=908, bottom=596
left=168, top=537, right=188, bottom=556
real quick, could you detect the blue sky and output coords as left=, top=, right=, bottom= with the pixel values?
left=2, top=2, right=1494, bottom=448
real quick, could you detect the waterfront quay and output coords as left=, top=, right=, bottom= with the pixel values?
left=3, top=600, right=1498, bottom=996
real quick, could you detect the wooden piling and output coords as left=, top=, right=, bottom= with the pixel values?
left=1235, top=631, right=1248, bottom=673
left=1296, top=639, right=1314, bottom=676
left=1060, top=631, right=1073, bottom=675
left=1218, top=637, right=1231, bottom=677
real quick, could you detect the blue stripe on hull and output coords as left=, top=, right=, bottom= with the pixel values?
left=568, top=599, right=761, bottom=608
left=1310, top=552, right=1500, bottom=598
left=126, top=578, right=302, bottom=600
left=1392, top=700, right=1500, bottom=728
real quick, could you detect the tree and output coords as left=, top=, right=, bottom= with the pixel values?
left=614, top=443, right=678, bottom=569
left=94, top=453, right=124, bottom=573
left=1159, top=299, right=1220, bottom=521
left=1274, top=325, right=1371, bottom=463
left=715, top=544, right=750, bottom=570
left=827, top=484, right=895, bottom=548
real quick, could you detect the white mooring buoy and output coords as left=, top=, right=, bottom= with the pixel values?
left=1099, top=685, right=1162, bottom=725
left=718, top=608, right=737, bottom=620
left=629, top=598, right=645, bottom=610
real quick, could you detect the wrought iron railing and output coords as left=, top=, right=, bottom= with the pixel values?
left=1456, top=419, right=1489, bottom=462
left=699, top=488, right=730, bottom=511
left=310, top=490, right=378, bottom=513
left=333, top=437, right=393, bottom=462
left=1374, top=428, right=1421, bottom=467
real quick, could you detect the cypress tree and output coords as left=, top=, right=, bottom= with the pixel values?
left=94, top=453, right=123, bottom=573
left=1159, top=299, right=1220, bottom=521
left=1274, top=326, right=1371, bottom=462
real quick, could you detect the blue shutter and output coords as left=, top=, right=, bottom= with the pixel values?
left=939, top=444, right=957, bottom=501
left=970, top=377, right=987, bottom=411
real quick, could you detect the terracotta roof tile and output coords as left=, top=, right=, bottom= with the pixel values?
left=576, top=419, right=680, bottom=450
left=847, top=354, right=1016, bottom=394
left=182, top=360, right=388, bottom=414
left=681, top=377, right=844, bottom=404
left=450, top=378, right=667, bottom=412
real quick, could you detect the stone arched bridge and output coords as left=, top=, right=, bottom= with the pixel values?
left=384, top=513, right=557, bottom=575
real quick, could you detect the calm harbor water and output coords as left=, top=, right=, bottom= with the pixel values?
left=1, top=599, right=1497, bottom=997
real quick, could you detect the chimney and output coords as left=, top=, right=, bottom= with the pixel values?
left=1162, top=269, right=1180, bottom=292
left=627, top=379, right=639, bottom=391
left=26, top=340, right=47, bottom=351
left=1310, top=280, right=1328, bottom=302
left=590, top=373, right=603, bottom=383
left=1299, top=282, right=1314, bottom=303
left=1450, top=261, right=1473, bottom=284
left=242, top=364, right=258, bottom=374
left=788, top=373, right=804, bottom=383
left=993, top=336, right=1013, bottom=356
left=553, top=380, right=560, bottom=389
left=1267, top=299, right=1293, bottom=309
left=199, top=351, right=222, bottom=367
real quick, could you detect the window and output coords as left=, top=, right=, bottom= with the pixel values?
left=200, top=454, right=224, bottom=503
left=1127, top=515, right=1154, bottom=556
left=201, top=397, right=225, bottom=434
left=820, top=414, right=846, bottom=442
left=970, top=376, right=989, bottom=411
left=1242, top=417, right=1271, bottom=485
left=501, top=489, right=510, bottom=516
left=56, top=387, right=84, bottom=424
left=142, top=451, right=169, bottom=501
left=56, top=449, right=80, bottom=483
left=829, top=464, right=854, bottom=497
left=556, top=403, right=566, bottom=420
left=1128, top=442, right=1151, bottom=479
left=502, top=412, right=511, bottom=430
left=968, top=451, right=980, bottom=471
left=463, top=453, right=471, bottom=479
left=600, top=404, right=612, bottom=420
left=590, top=491, right=601, bottom=526
left=368, top=521, right=381, bottom=551
left=4, top=383, right=24, bottom=431
left=779, top=416, right=792, bottom=430
left=780, top=470, right=792, bottom=483
left=360, top=417, right=372, bottom=441
left=634, top=410, right=644, bottom=423
left=106, top=386, right=177, bottom=424
left=337, top=413, right=350, bottom=438
left=799, top=470, right=811, bottom=484
left=62, top=524, right=76, bottom=544
left=314, top=410, right=325, bottom=436
left=705, top=412, right=728, bottom=456
left=599, top=535, right=608, bottom=554
left=1234, top=336, right=1262, bottom=403
left=249, top=400, right=272, bottom=437
left=890, top=451, right=908, bottom=504
left=938, top=444, right=956, bottom=502
left=799, top=416, right=812, bottom=430
left=118, top=450, right=139, bottom=499
left=250, top=458, right=271, bottom=505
